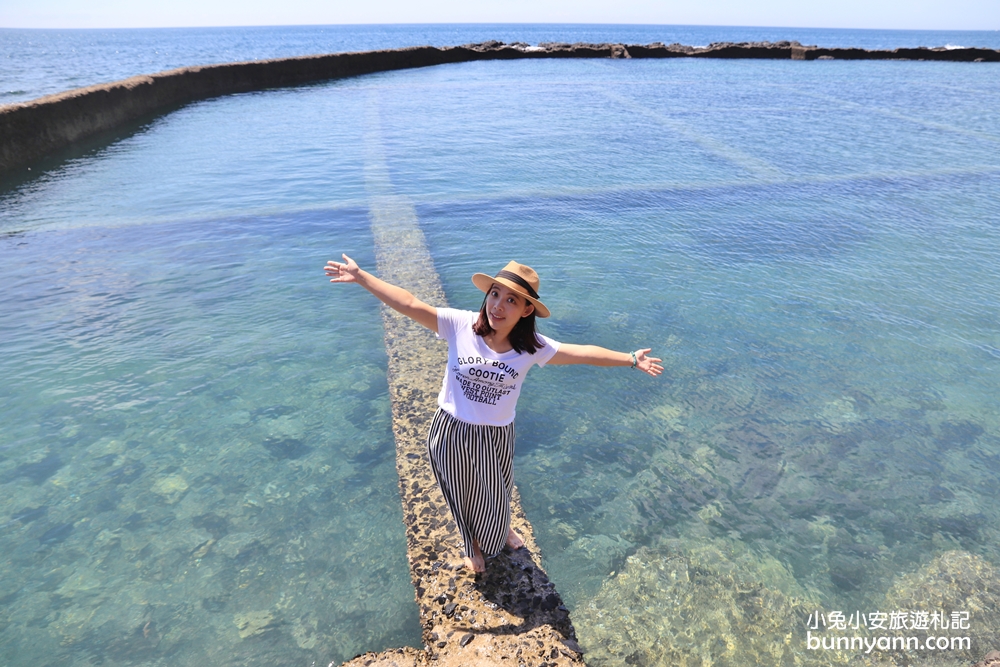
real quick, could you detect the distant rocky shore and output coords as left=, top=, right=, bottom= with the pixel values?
left=474, top=39, right=1000, bottom=62
left=1, top=40, right=998, bottom=179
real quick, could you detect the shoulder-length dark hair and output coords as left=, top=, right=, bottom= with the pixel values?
left=472, top=293, right=545, bottom=355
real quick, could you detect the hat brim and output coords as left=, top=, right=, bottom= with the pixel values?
left=472, top=273, right=550, bottom=318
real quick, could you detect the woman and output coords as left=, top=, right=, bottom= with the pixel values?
left=325, top=256, right=662, bottom=572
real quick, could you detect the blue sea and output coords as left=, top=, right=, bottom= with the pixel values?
left=2, top=23, right=1000, bottom=667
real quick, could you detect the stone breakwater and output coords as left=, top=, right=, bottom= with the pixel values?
left=2, top=40, right=999, bottom=178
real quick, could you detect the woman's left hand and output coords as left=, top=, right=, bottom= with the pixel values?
left=634, top=348, right=664, bottom=377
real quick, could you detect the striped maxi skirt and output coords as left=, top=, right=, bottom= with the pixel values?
left=426, top=407, right=515, bottom=559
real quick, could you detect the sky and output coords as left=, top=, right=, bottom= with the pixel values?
left=0, top=0, right=997, bottom=31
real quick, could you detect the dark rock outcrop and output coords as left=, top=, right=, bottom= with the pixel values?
left=973, top=650, right=1000, bottom=667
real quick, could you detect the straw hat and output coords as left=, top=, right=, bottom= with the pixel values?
left=472, top=261, right=550, bottom=318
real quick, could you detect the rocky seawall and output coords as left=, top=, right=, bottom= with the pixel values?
left=2, top=40, right=998, bottom=178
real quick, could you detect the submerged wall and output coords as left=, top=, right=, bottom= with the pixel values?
left=2, top=40, right=998, bottom=178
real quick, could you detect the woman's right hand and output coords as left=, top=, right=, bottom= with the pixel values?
left=323, top=253, right=439, bottom=332
left=325, top=254, right=361, bottom=284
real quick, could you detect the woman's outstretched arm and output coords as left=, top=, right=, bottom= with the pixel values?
left=549, top=344, right=663, bottom=377
left=325, top=254, right=438, bottom=333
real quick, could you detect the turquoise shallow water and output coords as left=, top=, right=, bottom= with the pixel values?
left=2, top=55, right=1000, bottom=665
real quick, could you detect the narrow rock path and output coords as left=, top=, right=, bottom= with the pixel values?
left=338, top=100, right=585, bottom=667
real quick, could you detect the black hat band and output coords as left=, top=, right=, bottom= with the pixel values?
left=495, top=270, right=539, bottom=300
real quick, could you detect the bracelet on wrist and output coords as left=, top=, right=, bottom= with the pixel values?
left=630, top=351, right=637, bottom=369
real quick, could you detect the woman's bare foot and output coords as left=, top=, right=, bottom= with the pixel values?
left=463, top=541, right=486, bottom=573
left=506, top=527, right=525, bottom=550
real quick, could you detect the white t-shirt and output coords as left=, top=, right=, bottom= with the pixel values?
left=436, top=308, right=560, bottom=426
